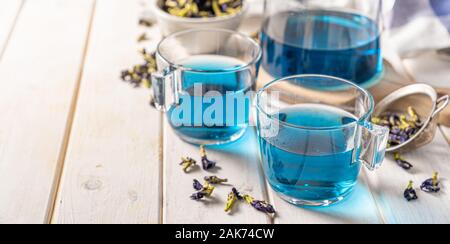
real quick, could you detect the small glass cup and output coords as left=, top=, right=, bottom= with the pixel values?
left=152, top=29, right=262, bottom=145
left=256, top=75, right=389, bottom=206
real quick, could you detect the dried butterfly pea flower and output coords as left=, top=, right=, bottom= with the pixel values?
left=204, top=176, right=228, bottom=184
left=398, top=115, right=410, bottom=130
left=224, top=188, right=239, bottom=212
left=190, top=191, right=207, bottom=200
left=421, top=172, right=441, bottom=193
left=139, top=18, right=154, bottom=27
left=180, top=157, right=197, bottom=172
left=162, top=0, right=243, bottom=18
left=243, top=195, right=276, bottom=216
left=137, top=33, right=149, bottom=42
left=371, top=117, right=390, bottom=127
left=191, top=182, right=215, bottom=201
left=120, top=49, right=157, bottom=88
left=200, top=145, right=216, bottom=170
left=193, top=179, right=204, bottom=191
left=407, top=106, right=422, bottom=125
left=404, top=181, right=418, bottom=202
left=201, top=183, right=215, bottom=197
left=372, top=107, right=424, bottom=148
left=394, top=153, right=413, bottom=170
left=389, top=114, right=400, bottom=127
left=232, top=187, right=243, bottom=200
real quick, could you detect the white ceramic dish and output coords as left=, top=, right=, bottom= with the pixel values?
left=152, top=0, right=249, bottom=36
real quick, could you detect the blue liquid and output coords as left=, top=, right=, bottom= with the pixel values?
left=261, top=10, right=382, bottom=85
left=258, top=104, right=361, bottom=204
left=167, top=55, right=253, bottom=144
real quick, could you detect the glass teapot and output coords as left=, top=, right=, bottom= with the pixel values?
left=261, top=0, right=384, bottom=87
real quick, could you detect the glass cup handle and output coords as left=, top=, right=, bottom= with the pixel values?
left=356, top=122, right=390, bottom=171
left=151, top=68, right=180, bottom=112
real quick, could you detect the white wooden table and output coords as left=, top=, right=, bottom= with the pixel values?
left=1, top=0, right=449, bottom=224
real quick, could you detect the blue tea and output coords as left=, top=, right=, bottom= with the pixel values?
left=259, top=104, right=361, bottom=204
left=261, top=10, right=382, bottom=85
left=167, top=55, right=253, bottom=144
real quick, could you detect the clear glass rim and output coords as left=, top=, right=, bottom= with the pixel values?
left=156, top=28, right=262, bottom=73
left=256, top=74, right=375, bottom=131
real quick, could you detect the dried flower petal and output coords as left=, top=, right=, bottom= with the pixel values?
left=120, top=49, right=157, bottom=89
left=224, top=189, right=239, bottom=212
left=232, top=187, right=243, bottom=200
left=204, top=176, right=228, bottom=184
left=201, top=183, right=215, bottom=197
left=421, top=172, right=441, bottom=193
left=180, top=157, right=197, bottom=172
left=404, top=181, right=418, bottom=202
left=394, top=153, right=413, bottom=170
left=243, top=195, right=276, bottom=215
left=200, top=145, right=216, bottom=170
left=407, top=106, right=421, bottom=124
left=372, top=108, right=423, bottom=148
left=191, top=182, right=215, bottom=201
left=190, top=192, right=207, bottom=200
left=139, top=18, right=154, bottom=27
left=193, top=179, right=204, bottom=191
left=161, top=0, right=243, bottom=18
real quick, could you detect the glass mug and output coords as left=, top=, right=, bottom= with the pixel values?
left=261, top=0, right=384, bottom=86
left=152, top=29, right=262, bottom=145
left=256, top=75, right=389, bottom=206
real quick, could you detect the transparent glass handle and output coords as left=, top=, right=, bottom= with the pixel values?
left=357, top=122, right=390, bottom=171
left=151, top=68, right=180, bottom=112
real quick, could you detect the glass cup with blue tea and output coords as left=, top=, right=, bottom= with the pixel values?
left=256, top=75, right=389, bottom=206
left=152, top=29, right=262, bottom=145
left=261, top=0, right=383, bottom=86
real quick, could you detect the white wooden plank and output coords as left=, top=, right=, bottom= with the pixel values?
left=365, top=132, right=450, bottom=224
left=440, top=126, right=450, bottom=145
left=163, top=125, right=270, bottom=224
left=0, top=0, right=95, bottom=224
left=0, top=0, right=23, bottom=59
left=267, top=173, right=383, bottom=224
left=51, top=0, right=162, bottom=224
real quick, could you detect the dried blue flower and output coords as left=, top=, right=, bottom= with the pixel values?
left=232, top=187, right=243, bottom=200
left=139, top=18, right=154, bottom=27
left=137, top=33, right=149, bottom=43
left=193, top=179, right=204, bottom=191
left=200, top=145, right=216, bottom=170
left=190, top=192, right=207, bottom=200
left=224, top=189, right=239, bottom=212
left=180, top=157, right=197, bottom=173
left=204, top=176, right=228, bottom=184
left=407, top=106, right=422, bottom=125
left=421, top=172, right=441, bottom=193
left=404, top=181, right=418, bottom=202
left=389, top=114, right=400, bottom=127
left=161, top=0, right=243, bottom=18
left=190, top=182, right=215, bottom=201
left=243, top=195, right=276, bottom=216
left=394, top=153, right=413, bottom=170
left=372, top=108, right=423, bottom=148
left=120, top=49, right=156, bottom=88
